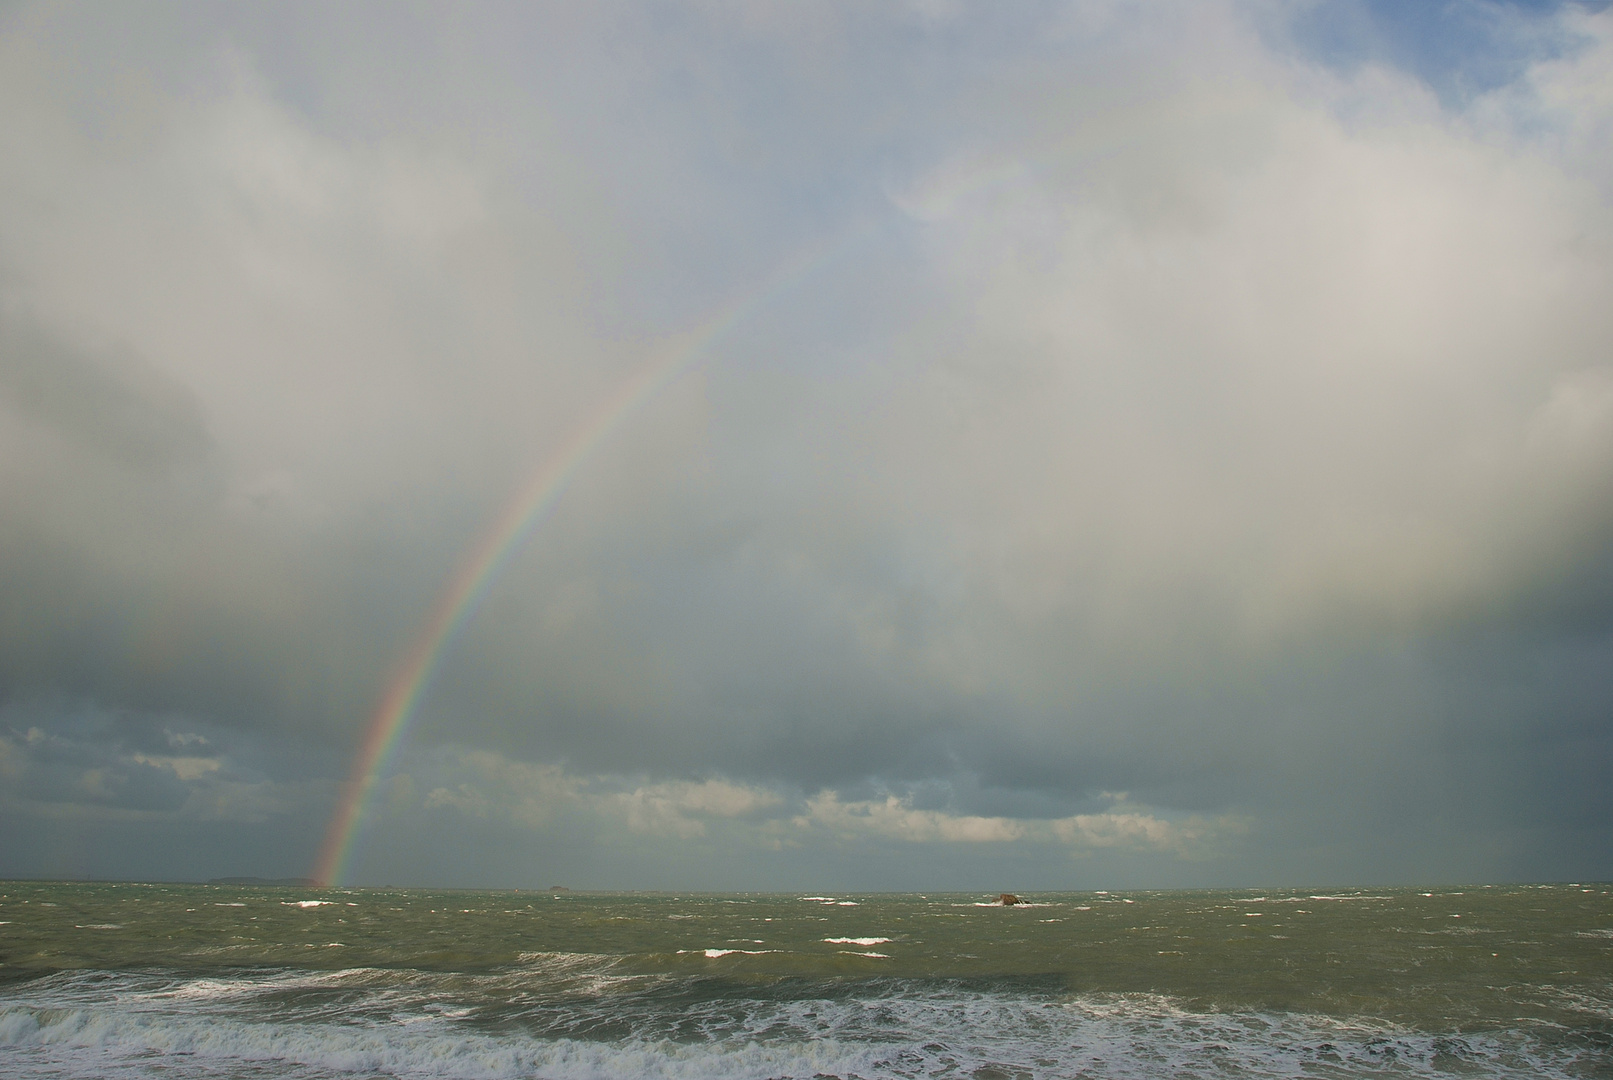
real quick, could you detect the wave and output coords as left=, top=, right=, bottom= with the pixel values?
left=1, top=968, right=1605, bottom=1080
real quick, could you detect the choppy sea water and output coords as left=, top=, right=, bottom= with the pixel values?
left=1, top=883, right=1610, bottom=1079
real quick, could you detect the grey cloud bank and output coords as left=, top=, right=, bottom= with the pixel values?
left=1, top=0, right=1611, bottom=890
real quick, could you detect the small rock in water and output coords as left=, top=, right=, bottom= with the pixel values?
left=999, top=893, right=1021, bottom=906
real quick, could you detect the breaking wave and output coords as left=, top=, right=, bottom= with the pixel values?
left=1, top=967, right=1606, bottom=1080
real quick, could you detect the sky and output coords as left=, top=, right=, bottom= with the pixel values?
left=1, top=0, right=1611, bottom=892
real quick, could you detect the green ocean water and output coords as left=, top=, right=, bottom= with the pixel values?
left=2, top=881, right=1610, bottom=1078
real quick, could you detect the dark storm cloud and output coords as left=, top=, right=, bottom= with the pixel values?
left=1, top=0, right=1611, bottom=888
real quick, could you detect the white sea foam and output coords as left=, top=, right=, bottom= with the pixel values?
left=512, top=951, right=616, bottom=967
left=158, top=978, right=268, bottom=1003
left=824, top=937, right=892, bottom=945
left=284, top=901, right=334, bottom=908
left=0, top=968, right=1601, bottom=1080
left=505, top=952, right=654, bottom=997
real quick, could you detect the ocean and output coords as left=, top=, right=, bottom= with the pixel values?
left=1, top=882, right=1609, bottom=1079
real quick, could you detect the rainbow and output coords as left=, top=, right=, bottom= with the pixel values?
left=311, top=108, right=1270, bottom=883
left=311, top=232, right=861, bottom=886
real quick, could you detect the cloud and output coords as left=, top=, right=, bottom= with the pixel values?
left=0, top=315, right=215, bottom=473
left=0, top=1, right=1610, bottom=887
left=413, top=750, right=785, bottom=840
left=412, top=751, right=786, bottom=839
left=606, top=779, right=785, bottom=838
left=1050, top=795, right=1248, bottom=860
left=881, top=75, right=1611, bottom=649
left=420, top=751, right=582, bottom=831
left=796, top=791, right=1027, bottom=844
left=1470, top=4, right=1613, bottom=170
left=398, top=748, right=1241, bottom=859
left=395, top=753, right=1251, bottom=868
left=129, top=753, right=220, bottom=782
left=0, top=706, right=322, bottom=824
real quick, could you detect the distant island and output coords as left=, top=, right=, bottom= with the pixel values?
left=207, top=877, right=320, bottom=886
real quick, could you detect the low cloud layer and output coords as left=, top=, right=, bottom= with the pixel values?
left=2, top=1, right=1611, bottom=889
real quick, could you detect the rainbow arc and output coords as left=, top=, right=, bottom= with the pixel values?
left=311, top=233, right=857, bottom=885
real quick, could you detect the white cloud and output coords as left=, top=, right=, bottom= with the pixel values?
left=1473, top=6, right=1613, bottom=176
left=606, top=778, right=785, bottom=838
left=418, top=751, right=787, bottom=840
left=1051, top=796, right=1249, bottom=859
left=401, top=750, right=1254, bottom=862
left=853, top=20, right=1613, bottom=690
left=131, top=753, right=221, bottom=781
left=796, top=791, right=1027, bottom=844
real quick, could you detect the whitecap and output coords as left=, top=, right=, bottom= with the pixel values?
left=0, top=971, right=1593, bottom=1080
left=824, top=937, right=891, bottom=945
